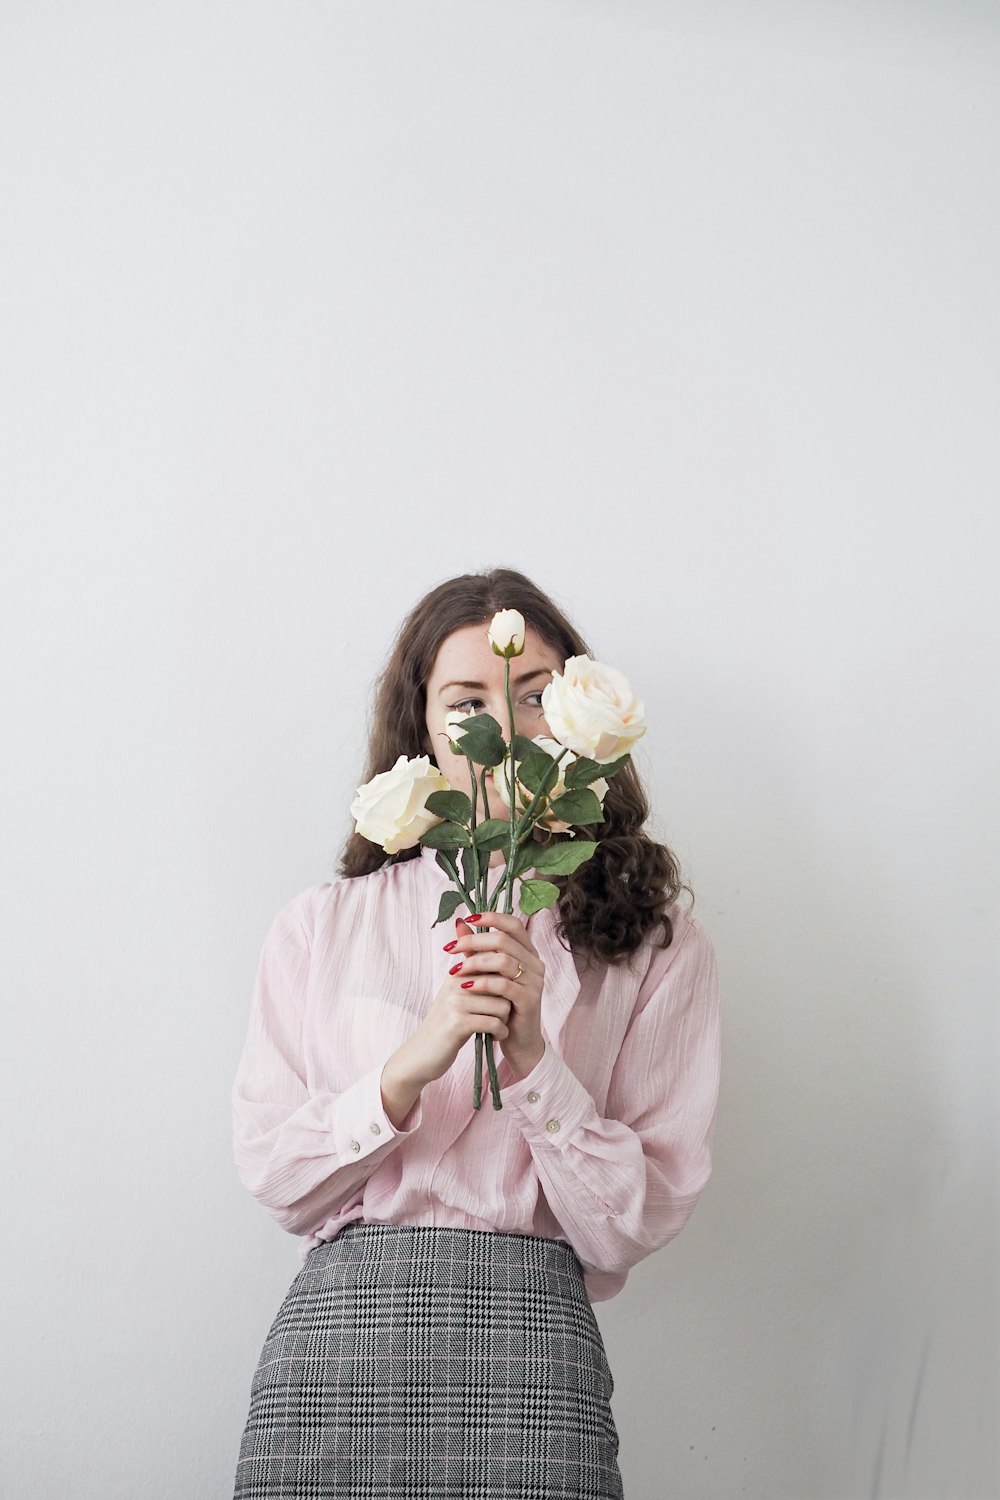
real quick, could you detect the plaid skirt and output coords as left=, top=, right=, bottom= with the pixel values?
left=233, top=1222, right=623, bottom=1499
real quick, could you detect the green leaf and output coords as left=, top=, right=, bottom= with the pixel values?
left=452, top=721, right=506, bottom=767
left=511, top=843, right=541, bottom=878
left=419, top=822, right=472, bottom=849
left=526, top=839, right=598, bottom=876
left=461, top=843, right=481, bottom=893
left=511, top=734, right=539, bottom=761
left=518, top=878, right=561, bottom=915
left=562, top=756, right=602, bottom=789
left=472, top=818, right=511, bottom=852
left=547, top=788, right=605, bottom=825
left=463, top=711, right=503, bottom=738
left=516, top=750, right=563, bottom=796
left=432, top=888, right=466, bottom=926
left=563, top=752, right=631, bottom=788
left=424, top=789, right=472, bottom=823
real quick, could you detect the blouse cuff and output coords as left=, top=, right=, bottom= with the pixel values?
left=328, top=1057, right=424, bottom=1164
left=500, top=1042, right=597, bottom=1144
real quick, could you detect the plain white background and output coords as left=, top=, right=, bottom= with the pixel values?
left=2, top=3, right=997, bottom=1497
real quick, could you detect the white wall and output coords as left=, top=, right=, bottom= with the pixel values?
left=2, top=3, right=997, bottom=1496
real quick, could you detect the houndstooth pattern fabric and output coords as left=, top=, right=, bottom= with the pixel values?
left=233, top=1222, right=623, bottom=1499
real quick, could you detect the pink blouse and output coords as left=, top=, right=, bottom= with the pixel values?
left=231, top=844, right=722, bottom=1303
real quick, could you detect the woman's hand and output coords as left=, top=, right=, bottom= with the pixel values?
left=402, top=937, right=515, bottom=1089
left=400, top=911, right=546, bottom=1092
left=450, top=913, right=546, bottom=1080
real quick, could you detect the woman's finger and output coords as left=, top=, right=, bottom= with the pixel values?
left=458, top=949, right=534, bottom=981
left=456, top=914, right=540, bottom=967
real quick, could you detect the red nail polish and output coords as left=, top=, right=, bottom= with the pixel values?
left=448, top=962, right=463, bottom=975
left=460, top=980, right=474, bottom=988
left=443, top=940, right=457, bottom=952
left=468, top=913, right=483, bottom=922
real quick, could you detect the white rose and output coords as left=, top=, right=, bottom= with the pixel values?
left=492, top=734, right=609, bottom=834
left=488, top=608, right=526, bottom=658
left=351, top=753, right=452, bottom=854
left=541, top=655, right=646, bottom=763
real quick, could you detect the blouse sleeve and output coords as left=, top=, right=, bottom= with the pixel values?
left=231, top=886, right=425, bottom=1236
left=501, top=912, right=721, bottom=1282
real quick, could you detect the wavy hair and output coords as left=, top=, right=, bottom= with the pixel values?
left=335, top=567, right=693, bottom=968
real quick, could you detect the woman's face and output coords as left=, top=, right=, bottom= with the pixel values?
left=423, top=622, right=564, bottom=862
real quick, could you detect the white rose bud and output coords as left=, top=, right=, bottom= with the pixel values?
left=351, top=753, right=452, bottom=854
left=492, top=735, right=609, bottom=834
left=487, top=608, right=526, bottom=658
left=541, top=655, right=646, bottom=763
left=444, top=709, right=472, bottom=754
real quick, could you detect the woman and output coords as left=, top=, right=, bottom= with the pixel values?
left=231, top=566, right=721, bottom=1500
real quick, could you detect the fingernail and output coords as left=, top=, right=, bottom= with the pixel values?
left=468, top=913, right=483, bottom=922
left=443, top=940, right=457, bottom=952
left=460, top=980, right=474, bottom=988
left=448, top=962, right=463, bottom=975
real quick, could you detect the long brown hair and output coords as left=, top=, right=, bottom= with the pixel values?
left=334, top=567, right=693, bottom=967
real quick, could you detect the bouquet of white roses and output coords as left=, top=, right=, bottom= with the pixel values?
left=351, top=609, right=646, bottom=1110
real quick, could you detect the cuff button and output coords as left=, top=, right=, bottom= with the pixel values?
left=545, top=1118, right=561, bottom=1133
left=370, top=1122, right=381, bottom=1135
left=350, top=1139, right=361, bottom=1153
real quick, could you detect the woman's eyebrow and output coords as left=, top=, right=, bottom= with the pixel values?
left=438, top=668, right=554, bottom=695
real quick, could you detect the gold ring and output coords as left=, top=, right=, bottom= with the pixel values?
left=514, top=961, right=523, bottom=980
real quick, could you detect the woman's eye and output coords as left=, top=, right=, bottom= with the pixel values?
left=451, top=692, right=544, bottom=714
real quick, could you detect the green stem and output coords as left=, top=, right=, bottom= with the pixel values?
left=465, top=750, right=486, bottom=1110
left=434, top=848, right=476, bottom=914
left=503, top=657, right=517, bottom=919
left=472, top=657, right=521, bottom=1111
left=478, top=763, right=491, bottom=911
left=478, top=753, right=501, bottom=1109
left=467, top=747, right=478, bottom=849
left=485, top=1035, right=502, bottom=1108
